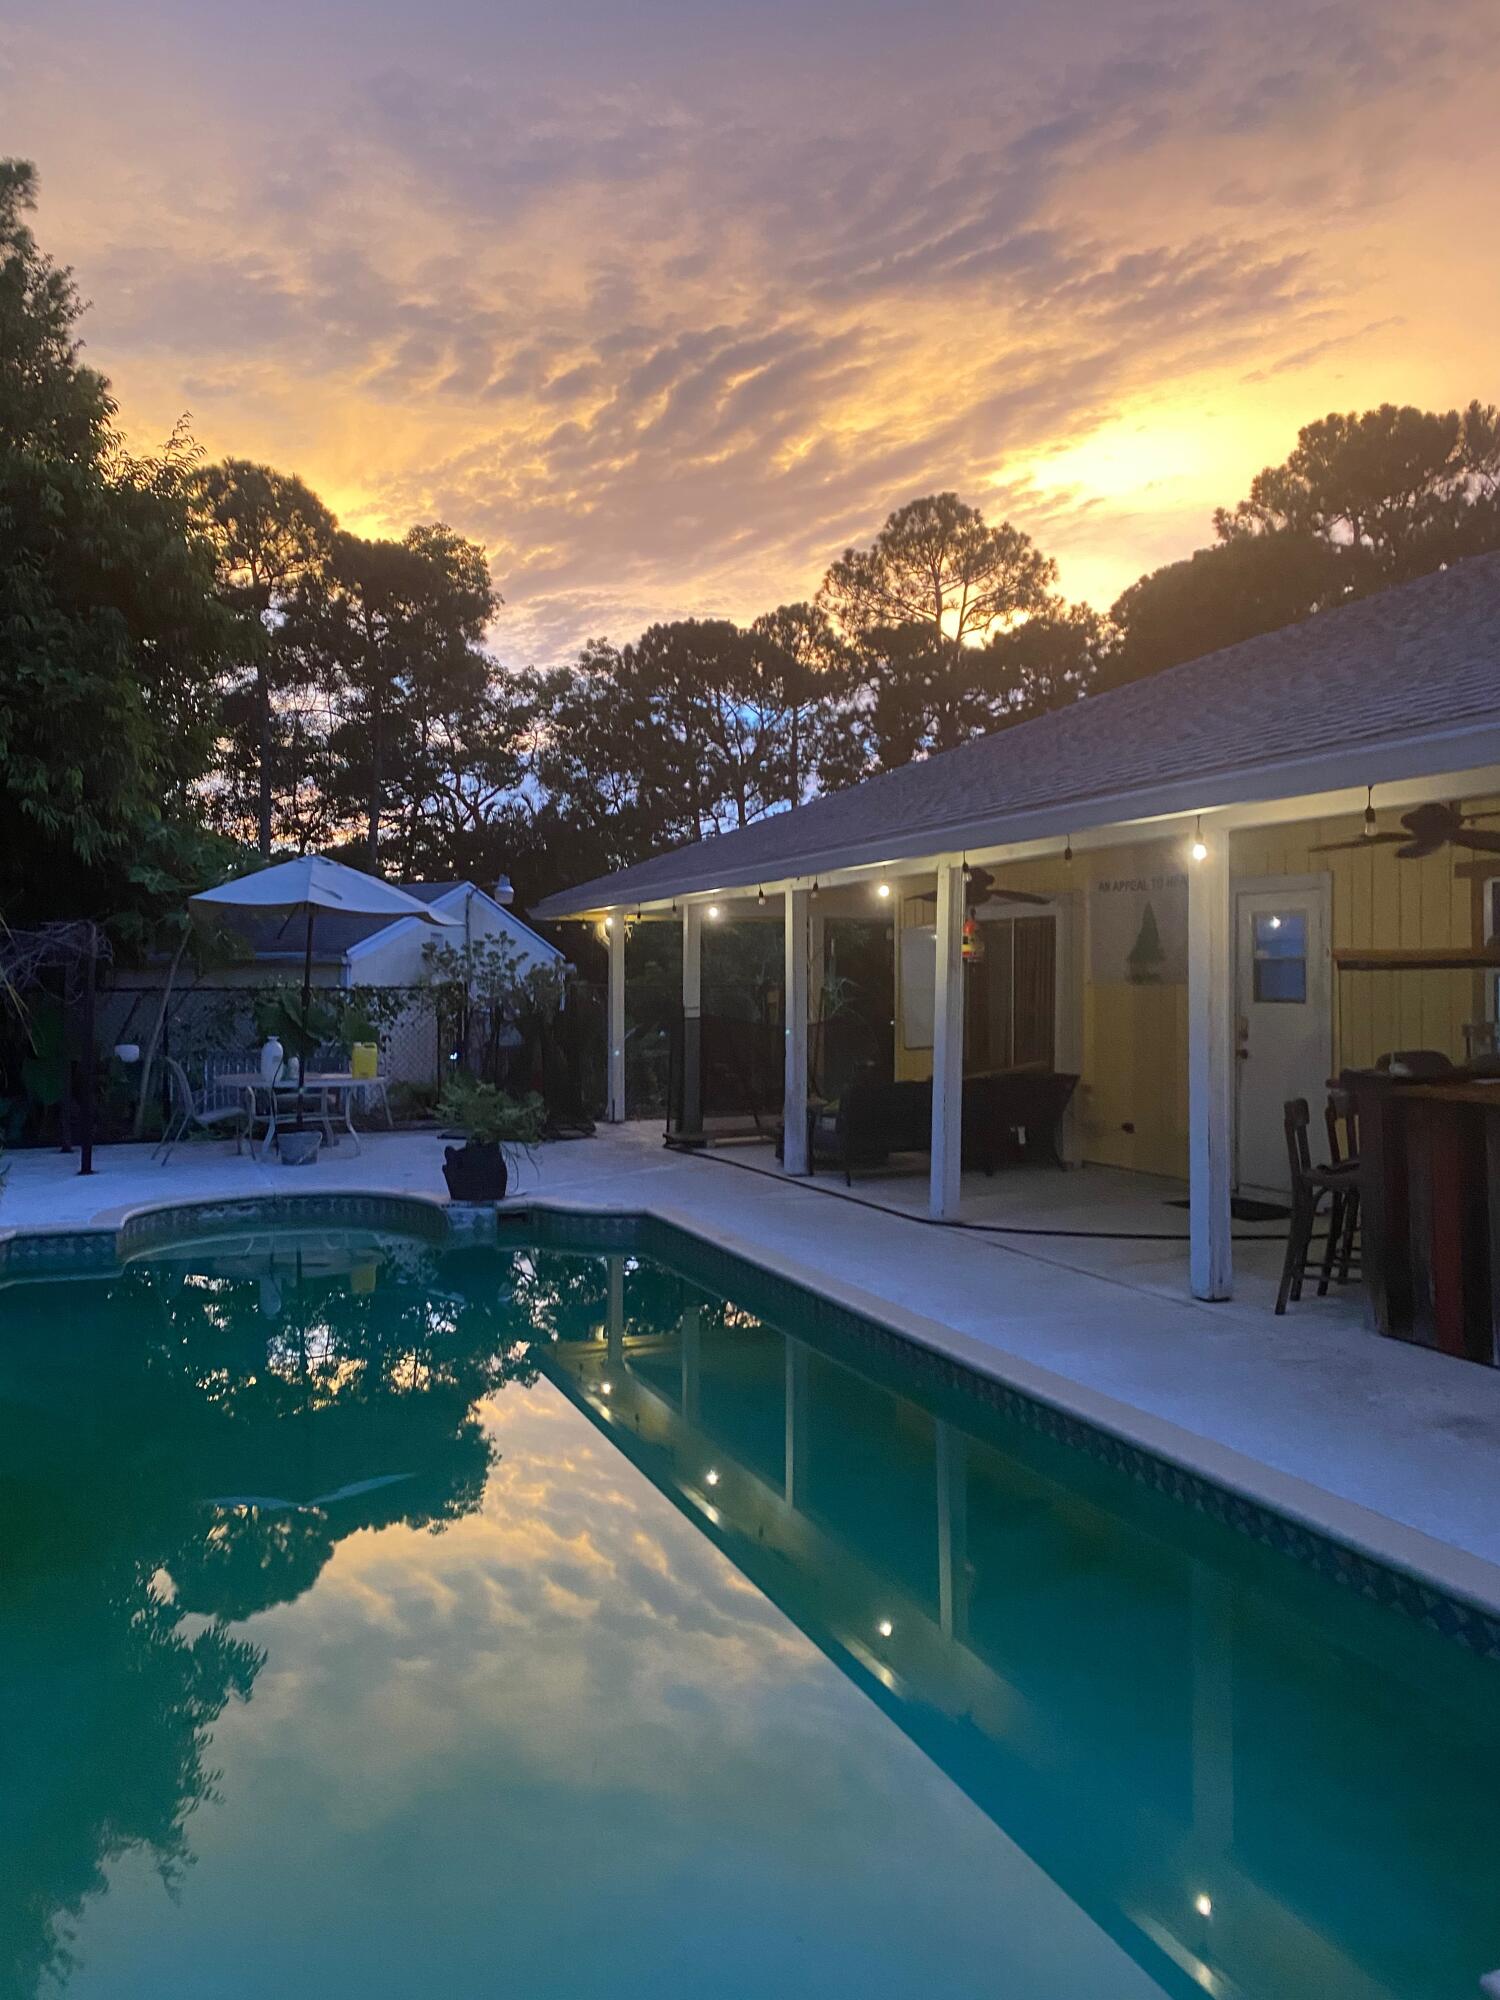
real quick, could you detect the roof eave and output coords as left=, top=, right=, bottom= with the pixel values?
left=534, top=714, right=1500, bottom=919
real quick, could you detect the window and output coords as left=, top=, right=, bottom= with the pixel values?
left=1252, top=911, right=1307, bottom=1004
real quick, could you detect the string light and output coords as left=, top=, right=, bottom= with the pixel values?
left=705, top=1468, right=720, bottom=1486
left=1063, top=835, right=1073, bottom=865
left=810, top=879, right=820, bottom=902
left=757, top=885, right=766, bottom=906
left=876, top=881, right=891, bottom=899
left=707, top=903, right=721, bottom=920
left=1194, top=1894, right=1213, bottom=1919
left=877, top=1618, right=894, bottom=1639
left=1362, top=784, right=1378, bottom=838
left=1191, top=816, right=1208, bottom=863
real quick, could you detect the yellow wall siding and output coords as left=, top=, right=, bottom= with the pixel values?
left=889, top=796, right=1499, bottom=1181
left=1231, top=794, right=1498, bottom=1072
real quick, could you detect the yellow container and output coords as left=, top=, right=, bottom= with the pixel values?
left=351, top=1041, right=379, bottom=1080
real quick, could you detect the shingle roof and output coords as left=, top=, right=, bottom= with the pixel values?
left=535, top=552, right=1500, bottom=918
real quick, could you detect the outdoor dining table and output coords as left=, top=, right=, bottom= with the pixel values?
left=222, top=1071, right=377, bottom=1160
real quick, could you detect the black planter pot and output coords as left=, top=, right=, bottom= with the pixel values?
left=442, top=1141, right=509, bottom=1202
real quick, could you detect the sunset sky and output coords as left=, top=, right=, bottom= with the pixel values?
left=8, top=0, right=1499, bottom=662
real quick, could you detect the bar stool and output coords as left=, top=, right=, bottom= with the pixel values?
left=1275, top=1099, right=1360, bottom=1314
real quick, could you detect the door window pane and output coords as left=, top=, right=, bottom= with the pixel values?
left=1252, top=911, right=1306, bottom=1004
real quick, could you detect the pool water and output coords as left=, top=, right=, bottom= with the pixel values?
left=3, top=1226, right=1500, bottom=1999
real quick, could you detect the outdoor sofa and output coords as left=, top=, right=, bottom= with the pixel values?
left=806, top=1064, right=1079, bottom=1183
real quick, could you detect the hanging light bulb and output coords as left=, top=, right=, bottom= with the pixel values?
left=1190, top=816, right=1208, bottom=864
left=810, top=879, right=820, bottom=902
left=875, top=881, right=891, bottom=899
left=1063, top=835, right=1073, bottom=865
left=1362, top=785, right=1378, bottom=838
left=757, top=885, right=766, bottom=907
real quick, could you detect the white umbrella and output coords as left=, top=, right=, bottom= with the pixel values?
left=191, top=856, right=458, bottom=1124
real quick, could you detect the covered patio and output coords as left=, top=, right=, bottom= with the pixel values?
left=536, top=552, right=1500, bottom=1314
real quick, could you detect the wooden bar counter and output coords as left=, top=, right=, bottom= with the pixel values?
left=1348, top=1071, right=1500, bottom=1364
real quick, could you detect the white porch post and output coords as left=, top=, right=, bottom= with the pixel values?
left=605, top=912, right=626, bottom=1123
left=1188, top=828, right=1234, bottom=1299
left=681, top=901, right=703, bottom=1140
left=930, top=858, right=965, bottom=1218
left=784, top=885, right=810, bottom=1174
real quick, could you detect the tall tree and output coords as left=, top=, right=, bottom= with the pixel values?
left=191, top=460, right=337, bottom=856
left=301, top=524, right=498, bottom=872
left=1217, top=400, right=1500, bottom=581
left=1102, top=531, right=1340, bottom=688
left=748, top=602, right=855, bottom=806
left=1109, top=400, right=1500, bottom=688
left=819, top=492, right=1057, bottom=760
left=0, top=161, right=229, bottom=922
left=0, top=159, right=112, bottom=464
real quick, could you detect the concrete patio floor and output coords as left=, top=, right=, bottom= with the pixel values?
left=5, top=1119, right=1500, bottom=1601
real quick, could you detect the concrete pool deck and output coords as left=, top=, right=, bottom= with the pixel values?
left=5, top=1120, right=1500, bottom=1608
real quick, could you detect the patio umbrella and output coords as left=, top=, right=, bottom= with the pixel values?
left=190, top=856, right=458, bottom=1127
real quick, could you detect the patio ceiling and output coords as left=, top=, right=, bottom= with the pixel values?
left=535, top=551, right=1500, bottom=920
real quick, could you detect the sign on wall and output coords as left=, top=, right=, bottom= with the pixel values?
left=1090, top=870, right=1189, bottom=985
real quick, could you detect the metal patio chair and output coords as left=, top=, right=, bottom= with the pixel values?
left=153, top=1057, right=251, bottom=1164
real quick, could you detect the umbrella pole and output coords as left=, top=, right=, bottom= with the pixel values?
left=298, top=908, right=314, bottom=1131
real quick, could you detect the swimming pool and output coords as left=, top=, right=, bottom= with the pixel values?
left=3, top=1214, right=1499, bottom=1998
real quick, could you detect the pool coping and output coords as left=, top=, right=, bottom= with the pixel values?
left=7, top=1184, right=1500, bottom=1651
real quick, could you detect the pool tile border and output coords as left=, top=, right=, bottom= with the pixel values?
left=6, top=1189, right=1500, bottom=1659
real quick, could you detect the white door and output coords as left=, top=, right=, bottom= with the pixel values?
left=1234, top=878, right=1332, bottom=1193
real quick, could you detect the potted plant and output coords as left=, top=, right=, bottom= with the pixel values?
left=437, top=1076, right=545, bottom=1201
left=254, top=988, right=337, bottom=1165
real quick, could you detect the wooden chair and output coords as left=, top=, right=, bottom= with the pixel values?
left=1275, top=1099, right=1360, bottom=1314
left=1322, top=1088, right=1361, bottom=1285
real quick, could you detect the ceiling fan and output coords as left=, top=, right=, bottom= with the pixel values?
left=963, top=865, right=1050, bottom=908
left=1311, top=800, right=1500, bottom=860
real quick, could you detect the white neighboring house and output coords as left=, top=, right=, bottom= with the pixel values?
left=104, top=879, right=567, bottom=1087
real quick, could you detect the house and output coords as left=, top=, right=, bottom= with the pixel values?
left=105, top=880, right=566, bottom=1087
left=533, top=551, right=1500, bottom=1306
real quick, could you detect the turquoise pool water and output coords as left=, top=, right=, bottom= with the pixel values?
left=3, top=1224, right=1499, bottom=1998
